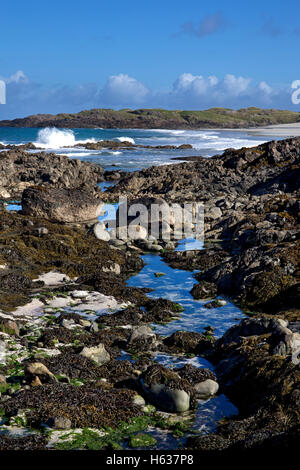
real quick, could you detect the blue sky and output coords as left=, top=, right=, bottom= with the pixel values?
left=0, top=0, right=300, bottom=118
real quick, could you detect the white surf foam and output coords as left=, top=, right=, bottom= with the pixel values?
left=59, top=152, right=94, bottom=157
left=116, top=136, right=135, bottom=144
left=147, top=129, right=266, bottom=151
left=34, top=127, right=97, bottom=149
left=192, top=137, right=267, bottom=150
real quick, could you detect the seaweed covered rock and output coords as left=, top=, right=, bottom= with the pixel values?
left=215, top=317, right=300, bottom=358
left=214, top=321, right=300, bottom=416
left=0, top=210, right=142, bottom=310
left=3, top=384, right=143, bottom=429
left=143, top=298, right=184, bottom=320
left=162, top=249, right=227, bottom=271
left=78, top=272, right=148, bottom=305
left=39, top=324, right=129, bottom=353
left=139, top=364, right=196, bottom=413
left=163, top=330, right=214, bottom=354
left=187, top=315, right=300, bottom=451
left=190, top=280, right=218, bottom=300
left=96, top=306, right=144, bottom=327
left=0, top=272, right=33, bottom=292
left=105, top=137, right=300, bottom=203
left=40, top=353, right=104, bottom=380
left=178, top=364, right=215, bottom=384
left=127, top=325, right=157, bottom=352
left=22, top=186, right=103, bottom=223
left=0, top=434, right=48, bottom=451
left=177, top=364, right=219, bottom=398
left=95, top=359, right=137, bottom=385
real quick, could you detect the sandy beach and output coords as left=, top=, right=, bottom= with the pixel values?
left=243, top=122, right=300, bottom=137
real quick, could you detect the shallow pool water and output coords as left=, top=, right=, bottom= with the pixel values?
left=5, top=202, right=22, bottom=211
left=193, top=394, right=238, bottom=433
left=127, top=254, right=244, bottom=338
left=126, top=251, right=242, bottom=441
left=175, top=238, right=204, bottom=251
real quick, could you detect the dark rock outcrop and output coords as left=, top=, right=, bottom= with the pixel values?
left=187, top=316, right=300, bottom=451
left=108, top=137, right=299, bottom=316
left=104, top=137, right=300, bottom=202
left=0, top=149, right=104, bottom=199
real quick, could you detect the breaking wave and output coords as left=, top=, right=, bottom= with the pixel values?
left=34, top=127, right=97, bottom=149
left=116, top=136, right=135, bottom=144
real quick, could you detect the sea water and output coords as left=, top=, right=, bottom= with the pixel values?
left=0, top=126, right=279, bottom=172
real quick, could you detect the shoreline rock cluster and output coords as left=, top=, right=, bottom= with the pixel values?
left=106, top=137, right=299, bottom=316
left=0, top=149, right=104, bottom=200
left=0, top=135, right=299, bottom=451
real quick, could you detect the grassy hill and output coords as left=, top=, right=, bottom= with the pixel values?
left=0, top=107, right=299, bottom=129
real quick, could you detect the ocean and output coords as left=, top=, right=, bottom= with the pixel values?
left=0, top=126, right=282, bottom=172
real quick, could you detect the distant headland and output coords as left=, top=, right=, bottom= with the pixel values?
left=0, top=107, right=299, bottom=129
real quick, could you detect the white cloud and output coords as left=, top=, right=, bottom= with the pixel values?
left=100, top=73, right=149, bottom=106
left=0, top=70, right=299, bottom=119
left=221, top=74, right=252, bottom=96
left=0, top=70, right=29, bottom=84
left=168, top=73, right=254, bottom=107
left=164, top=73, right=293, bottom=109
left=258, top=81, right=273, bottom=95
left=171, top=73, right=252, bottom=102
left=7, top=70, right=29, bottom=84
left=173, top=73, right=218, bottom=94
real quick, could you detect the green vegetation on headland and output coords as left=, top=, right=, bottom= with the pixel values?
left=0, top=107, right=299, bottom=129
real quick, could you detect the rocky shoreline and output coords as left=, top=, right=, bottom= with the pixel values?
left=0, top=136, right=299, bottom=451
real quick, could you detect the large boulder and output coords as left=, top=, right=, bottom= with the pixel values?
left=0, top=149, right=104, bottom=199
left=22, top=187, right=103, bottom=223
left=193, top=379, right=219, bottom=397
